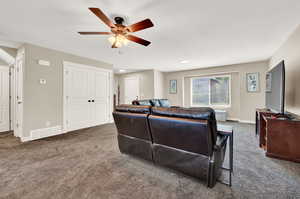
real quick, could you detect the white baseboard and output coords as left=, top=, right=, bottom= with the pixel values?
left=227, top=118, right=240, bottom=121
left=239, top=120, right=255, bottom=124
left=21, top=125, right=65, bottom=142
left=20, top=136, right=32, bottom=142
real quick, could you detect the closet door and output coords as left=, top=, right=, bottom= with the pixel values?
left=91, top=70, right=109, bottom=126
left=64, top=62, right=111, bottom=132
left=65, top=66, right=91, bottom=131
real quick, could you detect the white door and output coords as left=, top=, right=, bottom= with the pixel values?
left=64, top=62, right=111, bottom=132
left=65, top=66, right=91, bottom=131
left=0, top=66, right=10, bottom=132
left=14, top=54, right=23, bottom=137
left=92, top=70, right=109, bottom=126
left=124, top=77, right=139, bottom=104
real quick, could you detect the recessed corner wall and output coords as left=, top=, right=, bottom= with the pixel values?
left=116, top=70, right=155, bottom=104
left=269, top=25, right=300, bottom=115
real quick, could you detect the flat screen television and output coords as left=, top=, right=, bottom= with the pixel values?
left=265, top=60, right=285, bottom=114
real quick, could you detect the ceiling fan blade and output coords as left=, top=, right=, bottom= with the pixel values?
left=125, top=35, right=151, bottom=46
left=88, top=8, right=116, bottom=28
left=127, top=19, right=154, bottom=32
left=78, top=32, right=112, bottom=35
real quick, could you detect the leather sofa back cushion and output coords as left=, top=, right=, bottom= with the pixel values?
left=137, top=100, right=152, bottom=106
left=113, top=111, right=152, bottom=141
left=158, top=99, right=170, bottom=107
left=149, top=115, right=213, bottom=156
left=115, top=105, right=151, bottom=114
left=132, top=99, right=171, bottom=107
left=150, top=99, right=160, bottom=106
left=151, top=107, right=215, bottom=120
left=152, top=107, right=217, bottom=144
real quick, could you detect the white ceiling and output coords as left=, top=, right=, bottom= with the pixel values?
left=1, top=0, right=300, bottom=72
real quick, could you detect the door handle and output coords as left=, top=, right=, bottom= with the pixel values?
left=18, top=101, right=22, bottom=104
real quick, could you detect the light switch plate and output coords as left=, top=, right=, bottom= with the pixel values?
left=38, top=60, right=51, bottom=66
left=39, top=79, right=46, bottom=84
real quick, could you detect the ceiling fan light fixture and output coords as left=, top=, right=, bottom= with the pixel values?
left=115, top=40, right=123, bottom=48
left=108, top=34, right=129, bottom=48
left=79, top=8, right=153, bottom=47
left=108, top=36, right=116, bottom=44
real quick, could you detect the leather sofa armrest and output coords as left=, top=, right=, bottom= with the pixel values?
left=214, top=134, right=228, bottom=151
left=209, top=133, right=229, bottom=187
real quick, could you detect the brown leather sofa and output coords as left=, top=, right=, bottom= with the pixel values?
left=113, top=105, right=228, bottom=188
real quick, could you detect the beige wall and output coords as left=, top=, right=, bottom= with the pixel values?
left=164, top=61, right=268, bottom=122
left=117, top=70, right=155, bottom=104
left=154, top=70, right=165, bottom=99
left=22, top=43, right=112, bottom=137
left=269, top=25, right=300, bottom=115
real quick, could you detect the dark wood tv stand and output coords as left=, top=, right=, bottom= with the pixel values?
left=256, top=108, right=300, bottom=163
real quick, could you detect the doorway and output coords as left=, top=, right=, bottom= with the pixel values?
left=124, top=77, right=139, bottom=104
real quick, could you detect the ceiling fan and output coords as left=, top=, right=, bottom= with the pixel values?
left=78, top=8, right=154, bottom=48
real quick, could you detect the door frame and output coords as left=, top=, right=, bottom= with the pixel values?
left=0, top=65, right=10, bottom=133
left=124, top=76, right=140, bottom=104
left=14, top=48, right=24, bottom=137
left=63, top=61, right=113, bottom=132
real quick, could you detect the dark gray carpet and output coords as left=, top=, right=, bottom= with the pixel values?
left=0, top=122, right=299, bottom=199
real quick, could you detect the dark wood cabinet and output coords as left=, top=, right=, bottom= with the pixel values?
left=256, top=109, right=300, bottom=163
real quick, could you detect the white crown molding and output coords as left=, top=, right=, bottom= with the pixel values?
left=0, top=40, right=22, bottom=48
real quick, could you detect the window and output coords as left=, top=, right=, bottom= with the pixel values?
left=191, top=75, right=230, bottom=107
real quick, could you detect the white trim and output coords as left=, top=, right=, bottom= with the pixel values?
left=239, top=120, right=255, bottom=124
left=109, top=72, right=114, bottom=122
left=20, top=125, right=65, bottom=142
left=190, top=74, right=232, bottom=107
left=13, top=48, right=25, bottom=137
left=227, top=117, right=240, bottom=121
left=181, top=76, right=185, bottom=107
left=185, top=71, right=239, bottom=78
left=20, top=136, right=32, bottom=142
left=63, top=61, right=112, bottom=73
left=9, top=65, right=15, bottom=131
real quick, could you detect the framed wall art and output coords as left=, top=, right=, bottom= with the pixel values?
left=169, top=79, right=177, bottom=94
left=246, top=72, right=260, bottom=92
